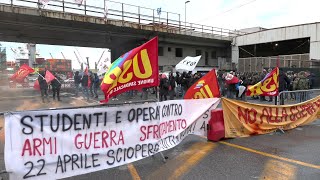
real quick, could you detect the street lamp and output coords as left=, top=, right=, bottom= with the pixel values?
left=185, top=0, right=190, bottom=32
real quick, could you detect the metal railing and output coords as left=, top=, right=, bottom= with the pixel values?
left=0, top=0, right=246, bottom=40
left=239, top=54, right=320, bottom=72
left=277, top=89, right=320, bottom=105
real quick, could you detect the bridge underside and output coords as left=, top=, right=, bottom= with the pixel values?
left=0, top=5, right=230, bottom=61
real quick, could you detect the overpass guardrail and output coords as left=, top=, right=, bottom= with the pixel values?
left=0, top=0, right=246, bottom=40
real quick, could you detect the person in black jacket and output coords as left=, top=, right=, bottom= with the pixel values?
left=160, top=74, right=169, bottom=101
left=274, top=69, right=290, bottom=105
left=38, top=72, right=49, bottom=103
left=89, top=72, right=95, bottom=97
left=168, top=72, right=176, bottom=100
left=81, top=73, right=90, bottom=101
left=180, top=72, right=190, bottom=97
left=51, top=73, right=62, bottom=101
left=93, top=73, right=100, bottom=98
left=74, top=71, right=81, bottom=96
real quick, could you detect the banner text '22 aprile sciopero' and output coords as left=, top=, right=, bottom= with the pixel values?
left=5, top=98, right=220, bottom=180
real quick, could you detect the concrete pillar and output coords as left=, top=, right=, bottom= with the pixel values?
left=27, top=43, right=36, bottom=68
left=110, top=48, right=123, bottom=63
left=231, top=45, right=239, bottom=69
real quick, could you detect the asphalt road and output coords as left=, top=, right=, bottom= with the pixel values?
left=0, top=89, right=319, bottom=180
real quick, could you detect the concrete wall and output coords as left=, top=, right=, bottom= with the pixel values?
left=158, top=43, right=230, bottom=71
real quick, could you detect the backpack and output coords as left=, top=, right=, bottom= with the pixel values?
left=293, top=77, right=309, bottom=90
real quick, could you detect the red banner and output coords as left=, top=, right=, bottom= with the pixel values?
left=184, top=69, right=220, bottom=99
left=10, top=64, right=35, bottom=83
left=100, top=37, right=159, bottom=102
left=246, top=67, right=279, bottom=96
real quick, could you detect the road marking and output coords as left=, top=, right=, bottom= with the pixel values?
left=147, top=141, right=215, bottom=179
left=259, top=159, right=297, bottom=180
left=168, top=142, right=216, bottom=179
left=127, top=163, right=141, bottom=180
left=220, top=141, right=320, bottom=170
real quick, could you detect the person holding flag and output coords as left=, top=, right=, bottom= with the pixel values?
left=51, top=72, right=62, bottom=101
left=224, top=72, right=239, bottom=99
left=38, top=71, right=50, bottom=103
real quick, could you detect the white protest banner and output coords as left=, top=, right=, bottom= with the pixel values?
left=175, top=56, right=201, bottom=72
left=5, top=98, right=220, bottom=180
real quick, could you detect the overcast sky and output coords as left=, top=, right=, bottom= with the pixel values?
left=1, top=0, right=320, bottom=69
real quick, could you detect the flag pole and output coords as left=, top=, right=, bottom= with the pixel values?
left=156, top=86, right=159, bottom=102
left=276, top=55, right=280, bottom=68
left=276, top=56, right=280, bottom=105
left=55, top=77, right=62, bottom=85
left=36, top=72, right=44, bottom=79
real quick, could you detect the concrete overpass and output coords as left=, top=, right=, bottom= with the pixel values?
left=232, top=23, right=320, bottom=72
left=0, top=0, right=241, bottom=69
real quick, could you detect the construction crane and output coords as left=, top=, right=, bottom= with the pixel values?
left=61, top=52, right=66, bottom=60
left=75, top=48, right=86, bottom=66
left=74, top=51, right=83, bottom=71
left=95, top=50, right=105, bottom=70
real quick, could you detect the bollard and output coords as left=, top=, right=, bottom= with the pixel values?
left=207, top=108, right=225, bottom=142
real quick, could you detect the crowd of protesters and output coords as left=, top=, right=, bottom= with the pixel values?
left=38, top=71, right=62, bottom=103
left=63, top=69, right=315, bottom=101
left=157, top=68, right=316, bottom=103
left=36, top=70, right=101, bottom=103
left=74, top=71, right=101, bottom=101
left=217, top=69, right=316, bottom=104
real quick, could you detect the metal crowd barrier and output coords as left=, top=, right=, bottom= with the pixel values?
left=277, top=89, right=320, bottom=105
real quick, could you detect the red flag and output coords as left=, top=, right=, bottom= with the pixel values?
left=225, top=73, right=239, bottom=84
left=84, top=67, right=91, bottom=87
left=184, top=69, right=220, bottom=99
left=10, top=64, right=35, bottom=83
left=246, top=67, right=279, bottom=96
left=45, top=70, right=56, bottom=83
left=100, top=37, right=159, bottom=103
left=33, top=80, right=40, bottom=91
